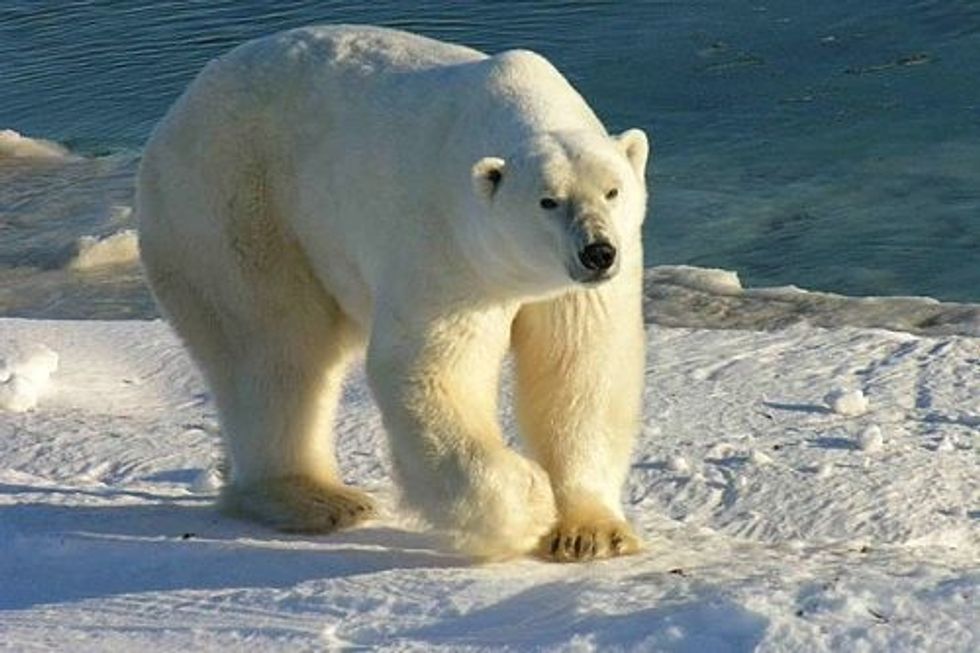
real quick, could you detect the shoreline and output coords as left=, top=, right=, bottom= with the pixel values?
left=2, top=263, right=978, bottom=338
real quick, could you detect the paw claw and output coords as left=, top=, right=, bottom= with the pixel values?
left=537, top=514, right=640, bottom=563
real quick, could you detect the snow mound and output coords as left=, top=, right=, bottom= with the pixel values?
left=69, top=229, right=140, bottom=270
left=0, top=342, right=59, bottom=412
left=0, top=128, right=71, bottom=160
left=646, top=265, right=980, bottom=337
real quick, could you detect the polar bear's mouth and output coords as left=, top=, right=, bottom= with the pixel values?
left=569, top=261, right=620, bottom=285
left=572, top=268, right=617, bottom=286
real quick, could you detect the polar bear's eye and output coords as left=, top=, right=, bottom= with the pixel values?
left=539, top=197, right=559, bottom=210
left=605, top=188, right=619, bottom=200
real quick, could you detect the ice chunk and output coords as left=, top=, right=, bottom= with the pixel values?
left=814, top=462, right=834, bottom=479
left=749, top=449, right=774, bottom=466
left=0, top=375, right=39, bottom=412
left=824, top=388, right=869, bottom=416
left=666, top=454, right=690, bottom=473
left=9, top=344, right=59, bottom=385
left=0, top=343, right=59, bottom=412
left=0, top=128, right=71, bottom=159
left=108, top=205, right=133, bottom=223
left=706, top=442, right=737, bottom=459
left=856, top=424, right=884, bottom=452
left=191, top=467, right=224, bottom=493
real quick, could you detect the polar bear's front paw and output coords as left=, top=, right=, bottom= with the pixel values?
left=222, top=475, right=377, bottom=534
left=537, top=507, right=641, bottom=563
left=448, top=447, right=557, bottom=560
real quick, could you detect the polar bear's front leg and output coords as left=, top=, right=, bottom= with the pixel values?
left=512, top=265, right=645, bottom=562
left=366, top=307, right=556, bottom=560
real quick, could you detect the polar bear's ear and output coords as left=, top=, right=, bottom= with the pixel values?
left=472, top=157, right=506, bottom=201
left=615, top=129, right=650, bottom=180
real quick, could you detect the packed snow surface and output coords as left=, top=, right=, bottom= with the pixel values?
left=0, top=318, right=977, bottom=651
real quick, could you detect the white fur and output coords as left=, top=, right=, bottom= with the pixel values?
left=137, top=25, right=649, bottom=560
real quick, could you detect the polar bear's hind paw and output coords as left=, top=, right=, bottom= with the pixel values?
left=222, top=475, right=377, bottom=533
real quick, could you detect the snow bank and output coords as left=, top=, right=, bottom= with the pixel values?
left=0, top=128, right=72, bottom=160
left=650, top=264, right=744, bottom=295
left=68, top=229, right=139, bottom=270
left=646, top=265, right=980, bottom=337
left=0, top=318, right=976, bottom=651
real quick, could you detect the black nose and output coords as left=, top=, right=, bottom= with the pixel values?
left=578, top=242, right=617, bottom=271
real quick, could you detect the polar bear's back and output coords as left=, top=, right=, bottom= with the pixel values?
left=182, top=24, right=598, bottom=146
left=178, top=25, right=486, bottom=132
left=153, top=25, right=485, bottom=139
left=203, top=25, right=488, bottom=100
left=260, top=24, right=488, bottom=72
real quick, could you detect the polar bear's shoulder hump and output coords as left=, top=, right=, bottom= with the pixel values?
left=258, top=24, right=486, bottom=72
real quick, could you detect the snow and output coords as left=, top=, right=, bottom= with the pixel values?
left=0, top=317, right=977, bottom=651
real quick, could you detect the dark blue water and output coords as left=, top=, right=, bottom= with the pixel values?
left=2, top=1, right=979, bottom=316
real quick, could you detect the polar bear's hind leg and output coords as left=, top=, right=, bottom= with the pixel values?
left=212, top=305, right=377, bottom=533
left=141, top=153, right=375, bottom=534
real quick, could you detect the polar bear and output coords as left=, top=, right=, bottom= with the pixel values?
left=138, top=25, right=649, bottom=562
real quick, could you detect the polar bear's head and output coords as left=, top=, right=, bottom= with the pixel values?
left=469, top=128, right=648, bottom=294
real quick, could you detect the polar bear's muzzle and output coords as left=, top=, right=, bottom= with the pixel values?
left=566, top=211, right=620, bottom=285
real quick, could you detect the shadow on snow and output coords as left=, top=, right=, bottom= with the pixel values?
left=0, top=490, right=464, bottom=610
